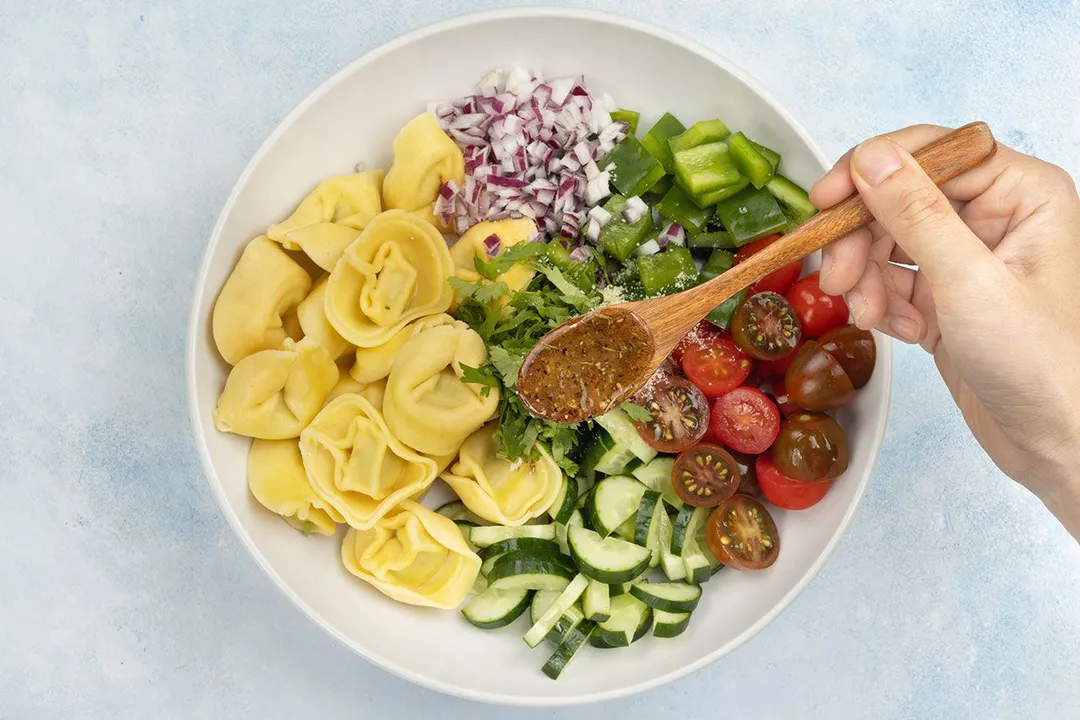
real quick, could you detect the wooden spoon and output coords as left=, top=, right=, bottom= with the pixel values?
left=517, top=121, right=997, bottom=423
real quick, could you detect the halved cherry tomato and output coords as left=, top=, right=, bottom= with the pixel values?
left=755, top=340, right=803, bottom=377
left=735, top=234, right=803, bottom=296
left=671, top=319, right=724, bottom=367
left=757, top=454, right=831, bottom=510
left=784, top=340, right=856, bottom=411
left=731, top=292, right=802, bottom=361
left=731, top=449, right=761, bottom=497
left=681, top=336, right=752, bottom=398
left=633, top=375, right=710, bottom=453
left=708, top=387, right=781, bottom=454
left=772, top=412, right=849, bottom=482
left=819, top=324, right=877, bottom=388
left=758, top=378, right=800, bottom=417
left=706, top=494, right=780, bottom=570
left=786, top=272, right=849, bottom=338
left=671, top=443, right=741, bottom=508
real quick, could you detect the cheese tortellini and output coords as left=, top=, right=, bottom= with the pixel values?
left=296, top=276, right=352, bottom=360
left=248, top=439, right=343, bottom=536
left=340, top=500, right=480, bottom=609
left=450, top=218, right=539, bottom=302
left=383, top=323, right=499, bottom=457
left=441, top=423, right=564, bottom=527
left=325, top=375, right=386, bottom=409
left=350, top=313, right=455, bottom=384
left=324, top=210, right=454, bottom=348
left=212, top=236, right=312, bottom=365
left=267, top=170, right=385, bottom=272
left=382, top=113, right=465, bottom=230
left=214, top=338, right=339, bottom=439
left=299, top=394, right=438, bottom=529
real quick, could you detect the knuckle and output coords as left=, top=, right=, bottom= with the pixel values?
left=892, top=183, right=952, bottom=229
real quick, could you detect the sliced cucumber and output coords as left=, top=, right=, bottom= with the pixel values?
left=568, top=525, right=653, bottom=584
left=652, top=609, right=692, bottom=639
left=470, top=524, right=556, bottom=548
left=471, top=572, right=490, bottom=596
left=548, top=474, right=576, bottom=525
left=575, top=474, right=595, bottom=501
left=630, top=581, right=702, bottom=613
left=523, top=574, right=590, bottom=648
left=488, top=551, right=575, bottom=592
left=541, top=620, right=596, bottom=680
left=478, top=538, right=562, bottom=577
left=545, top=605, right=585, bottom=645
left=608, top=582, right=631, bottom=597
left=435, top=500, right=489, bottom=526
left=632, top=457, right=674, bottom=493
left=585, top=475, right=649, bottom=536
left=634, top=490, right=662, bottom=546
left=658, top=511, right=688, bottom=582
left=614, top=515, right=636, bottom=543
left=462, top=587, right=532, bottom=629
left=595, top=407, right=658, bottom=464
left=594, top=594, right=652, bottom=647
left=671, top=506, right=708, bottom=556
left=681, top=536, right=713, bottom=585
left=530, top=590, right=561, bottom=623
left=582, top=579, right=611, bottom=622
left=584, top=429, right=638, bottom=476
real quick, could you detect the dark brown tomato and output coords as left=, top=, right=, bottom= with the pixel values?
left=705, top=495, right=780, bottom=571
left=671, top=443, right=741, bottom=508
left=784, top=341, right=856, bottom=411
left=633, top=375, right=710, bottom=453
left=819, top=324, right=877, bottom=389
left=730, top=292, right=802, bottom=361
left=730, top=449, right=761, bottom=497
left=771, top=412, right=850, bottom=482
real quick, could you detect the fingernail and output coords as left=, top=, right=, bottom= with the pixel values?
left=853, top=139, right=903, bottom=187
left=846, top=291, right=867, bottom=323
left=889, top=316, right=921, bottom=343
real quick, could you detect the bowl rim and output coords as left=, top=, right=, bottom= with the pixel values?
left=185, top=5, right=893, bottom=707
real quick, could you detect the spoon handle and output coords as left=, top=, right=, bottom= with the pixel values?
left=644, top=122, right=997, bottom=351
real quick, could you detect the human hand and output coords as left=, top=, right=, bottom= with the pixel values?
left=810, top=125, right=1080, bottom=538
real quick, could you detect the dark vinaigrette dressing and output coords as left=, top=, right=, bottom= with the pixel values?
left=517, top=308, right=655, bottom=423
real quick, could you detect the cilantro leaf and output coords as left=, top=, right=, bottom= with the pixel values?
left=459, top=363, right=499, bottom=395
left=473, top=242, right=546, bottom=280
left=532, top=262, right=599, bottom=314
left=474, top=280, right=510, bottom=304
left=487, top=346, right=523, bottom=388
left=619, top=401, right=653, bottom=423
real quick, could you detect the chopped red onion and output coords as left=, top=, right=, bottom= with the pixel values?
left=623, top=196, right=648, bottom=224
left=635, top=239, right=662, bottom=256
left=587, top=205, right=612, bottom=227
left=483, top=233, right=502, bottom=257
left=661, top=222, right=686, bottom=247
left=569, top=245, right=592, bottom=261
left=584, top=219, right=601, bottom=243
left=436, top=67, right=625, bottom=243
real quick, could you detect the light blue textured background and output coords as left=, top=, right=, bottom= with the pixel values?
left=2, top=1, right=1079, bottom=717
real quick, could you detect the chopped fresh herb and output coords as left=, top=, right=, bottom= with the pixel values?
left=619, top=401, right=653, bottom=423
left=472, top=242, right=546, bottom=280
left=450, top=258, right=601, bottom=476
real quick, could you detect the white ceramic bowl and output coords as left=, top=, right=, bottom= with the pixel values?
left=187, top=7, right=892, bottom=706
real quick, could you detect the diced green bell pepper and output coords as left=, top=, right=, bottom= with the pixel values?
left=750, top=140, right=781, bottom=172
left=728, top=132, right=775, bottom=189
left=656, top=185, right=714, bottom=235
left=609, top=109, right=640, bottom=135
left=687, top=230, right=737, bottom=250
left=766, top=174, right=818, bottom=227
left=638, top=246, right=698, bottom=297
left=697, top=249, right=745, bottom=330
left=641, top=113, right=686, bottom=174
left=687, top=177, right=750, bottom=209
left=668, top=119, right=731, bottom=154
left=599, top=134, right=666, bottom=197
left=545, top=240, right=596, bottom=292
left=713, top=186, right=788, bottom=246
left=672, top=142, right=742, bottom=198
left=598, top=195, right=656, bottom=262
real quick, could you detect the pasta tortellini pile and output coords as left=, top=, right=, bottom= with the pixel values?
left=208, top=112, right=563, bottom=610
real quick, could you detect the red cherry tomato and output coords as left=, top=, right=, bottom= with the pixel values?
left=735, top=234, right=803, bottom=296
left=672, top=319, right=725, bottom=366
left=756, top=454, right=831, bottom=511
left=786, top=272, right=850, bottom=338
left=681, top=336, right=753, bottom=398
left=708, top=387, right=781, bottom=454
left=755, top=340, right=803, bottom=377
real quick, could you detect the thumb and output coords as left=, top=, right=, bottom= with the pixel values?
left=849, top=137, right=995, bottom=290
